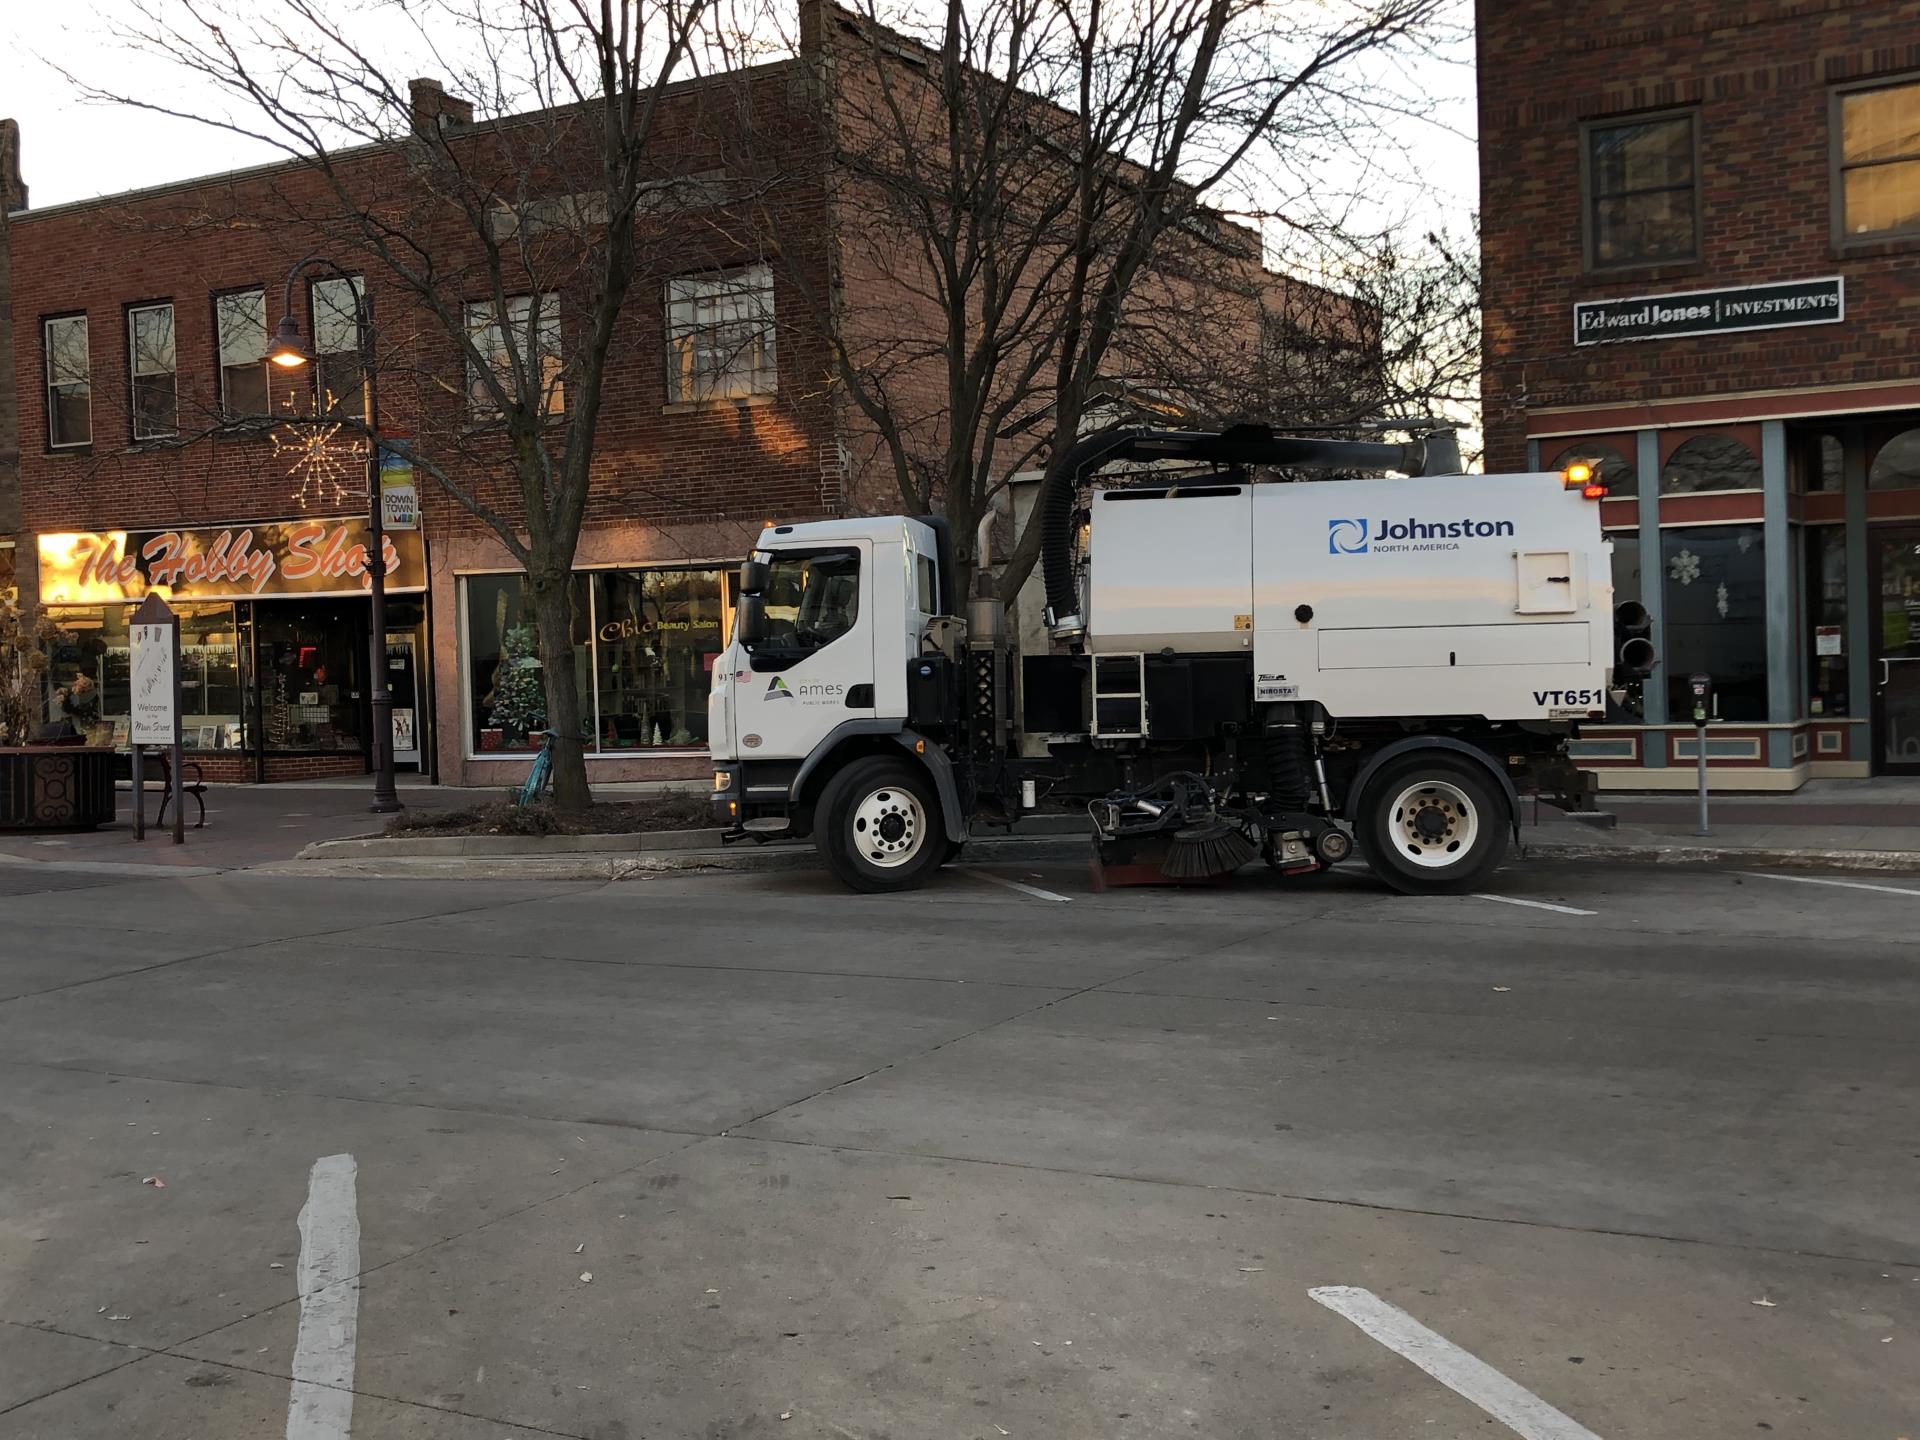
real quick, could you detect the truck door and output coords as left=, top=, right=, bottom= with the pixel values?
left=732, top=542, right=875, bottom=758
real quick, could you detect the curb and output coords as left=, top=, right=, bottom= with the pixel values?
left=298, top=816, right=1090, bottom=862
left=1521, top=838, right=1920, bottom=873
left=283, top=832, right=1092, bottom=881
left=288, top=826, right=1920, bottom=882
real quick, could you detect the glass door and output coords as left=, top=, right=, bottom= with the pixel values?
left=1871, top=528, right=1920, bottom=774
left=385, top=632, right=422, bottom=768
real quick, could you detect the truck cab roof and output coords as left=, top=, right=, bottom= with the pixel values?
left=756, top=517, right=923, bottom=549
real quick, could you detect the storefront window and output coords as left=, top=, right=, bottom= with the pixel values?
left=1806, top=527, right=1849, bottom=717
left=463, top=569, right=727, bottom=754
left=1662, top=525, right=1767, bottom=721
left=465, top=573, right=591, bottom=753
left=591, top=569, right=725, bottom=749
left=1868, top=429, right=1920, bottom=491
left=0, top=542, right=14, bottom=600
left=1550, top=442, right=1633, bottom=493
left=1661, top=433, right=1760, bottom=494
left=46, top=603, right=244, bottom=749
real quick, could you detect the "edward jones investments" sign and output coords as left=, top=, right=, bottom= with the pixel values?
left=1573, top=276, right=1844, bottom=346
left=38, top=517, right=427, bottom=605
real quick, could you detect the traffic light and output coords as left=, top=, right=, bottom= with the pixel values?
left=1614, top=600, right=1655, bottom=678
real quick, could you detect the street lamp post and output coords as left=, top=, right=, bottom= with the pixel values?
left=269, top=256, right=403, bottom=814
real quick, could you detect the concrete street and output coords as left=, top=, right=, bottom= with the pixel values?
left=0, top=855, right=1915, bottom=1439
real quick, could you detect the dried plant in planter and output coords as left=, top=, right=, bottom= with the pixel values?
left=0, top=599, right=69, bottom=745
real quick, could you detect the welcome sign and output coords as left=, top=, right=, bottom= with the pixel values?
left=39, top=518, right=427, bottom=605
left=1574, top=276, right=1843, bottom=346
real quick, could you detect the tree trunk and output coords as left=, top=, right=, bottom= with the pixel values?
left=527, top=565, right=592, bottom=814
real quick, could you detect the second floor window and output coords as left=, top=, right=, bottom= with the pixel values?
left=465, top=294, right=564, bottom=416
left=216, top=290, right=269, bottom=419
left=44, top=314, right=91, bottom=448
left=1586, top=113, right=1698, bottom=268
left=1836, top=77, right=1920, bottom=243
left=666, top=262, right=776, bottom=403
left=312, top=276, right=368, bottom=421
left=128, top=302, right=178, bottom=439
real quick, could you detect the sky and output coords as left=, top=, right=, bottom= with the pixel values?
left=1, top=0, right=1480, bottom=245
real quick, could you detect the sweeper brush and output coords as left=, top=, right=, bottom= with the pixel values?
left=1159, top=816, right=1259, bottom=880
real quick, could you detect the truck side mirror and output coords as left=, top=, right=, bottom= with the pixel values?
left=739, top=559, right=770, bottom=595
left=736, top=593, right=767, bottom=646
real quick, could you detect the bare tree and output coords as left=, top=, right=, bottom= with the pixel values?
left=735, top=0, right=1448, bottom=598
left=1172, top=223, right=1482, bottom=451
left=75, top=0, right=754, bottom=811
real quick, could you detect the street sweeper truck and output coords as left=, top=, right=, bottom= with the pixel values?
left=709, top=423, right=1633, bottom=894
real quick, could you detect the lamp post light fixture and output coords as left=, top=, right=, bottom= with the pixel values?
left=269, top=255, right=403, bottom=814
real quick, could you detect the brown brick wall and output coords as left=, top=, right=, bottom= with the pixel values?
left=8, top=64, right=843, bottom=557
left=1478, top=0, right=1920, bottom=470
left=184, top=752, right=365, bottom=784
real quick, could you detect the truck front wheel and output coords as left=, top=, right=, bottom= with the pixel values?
left=816, top=756, right=946, bottom=893
left=1355, top=754, right=1508, bottom=895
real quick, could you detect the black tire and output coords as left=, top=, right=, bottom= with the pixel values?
left=1354, top=754, right=1508, bottom=895
left=815, top=756, right=947, bottom=893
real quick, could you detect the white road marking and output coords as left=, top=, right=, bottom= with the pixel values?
left=1471, top=893, right=1596, bottom=916
left=286, top=1154, right=360, bottom=1440
left=957, top=866, right=1072, bottom=903
left=1743, top=871, right=1920, bottom=899
left=1310, top=1286, right=1604, bottom=1440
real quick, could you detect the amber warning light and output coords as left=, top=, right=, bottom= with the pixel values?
left=1561, top=462, right=1607, bottom=499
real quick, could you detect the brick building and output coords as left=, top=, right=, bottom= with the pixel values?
left=1, top=3, right=1298, bottom=788
left=1480, top=1, right=1920, bottom=788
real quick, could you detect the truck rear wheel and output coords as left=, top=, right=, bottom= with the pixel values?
left=1356, top=754, right=1508, bottom=895
left=816, top=756, right=946, bottom=893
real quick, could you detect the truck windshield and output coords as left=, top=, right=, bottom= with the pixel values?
left=755, top=548, right=860, bottom=656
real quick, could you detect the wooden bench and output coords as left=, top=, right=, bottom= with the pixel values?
left=136, top=752, right=207, bottom=829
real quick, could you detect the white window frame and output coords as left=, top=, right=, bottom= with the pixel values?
left=215, top=289, right=269, bottom=420
left=128, top=301, right=179, bottom=440
left=665, top=261, right=777, bottom=404
left=43, top=314, right=92, bottom=450
left=464, top=293, right=564, bottom=417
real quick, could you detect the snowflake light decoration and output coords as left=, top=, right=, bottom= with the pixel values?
left=1668, top=548, right=1701, bottom=585
left=269, top=389, right=366, bottom=509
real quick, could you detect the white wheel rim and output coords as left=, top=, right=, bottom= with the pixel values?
left=1387, top=779, right=1479, bottom=869
left=851, top=785, right=927, bottom=869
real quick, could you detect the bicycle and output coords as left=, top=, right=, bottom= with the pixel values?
left=516, top=730, right=555, bottom=806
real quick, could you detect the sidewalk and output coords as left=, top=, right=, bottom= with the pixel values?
left=0, top=777, right=470, bottom=873
left=1520, top=777, right=1920, bottom=870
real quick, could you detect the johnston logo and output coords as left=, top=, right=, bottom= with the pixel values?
left=765, top=676, right=794, bottom=701
left=1327, top=518, right=1370, bottom=554
left=1330, top=515, right=1516, bottom=555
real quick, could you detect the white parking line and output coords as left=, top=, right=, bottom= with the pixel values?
left=957, top=866, right=1072, bottom=903
left=1743, top=871, right=1920, bottom=898
left=286, top=1154, right=360, bottom=1440
left=1310, top=1286, right=1604, bottom=1440
left=1471, top=893, right=1597, bottom=916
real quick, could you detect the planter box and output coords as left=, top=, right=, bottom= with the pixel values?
left=0, top=747, right=117, bottom=830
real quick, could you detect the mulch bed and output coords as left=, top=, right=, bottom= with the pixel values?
left=385, top=793, right=713, bottom=838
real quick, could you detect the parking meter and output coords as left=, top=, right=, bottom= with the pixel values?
left=1688, top=673, right=1712, bottom=835
left=1688, top=673, right=1714, bottom=725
